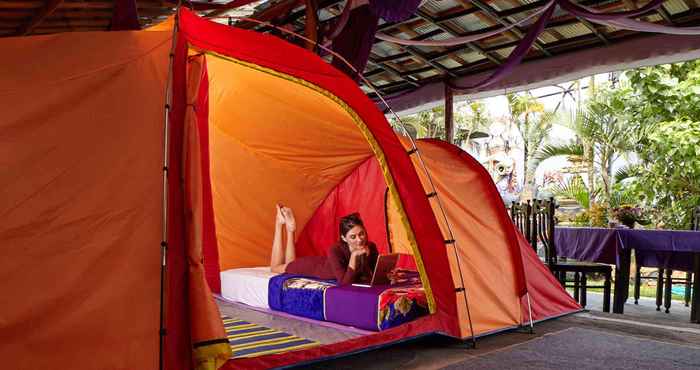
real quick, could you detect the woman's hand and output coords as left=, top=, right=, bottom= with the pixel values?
left=348, top=246, right=368, bottom=270
left=350, top=245, right=368, bottom=257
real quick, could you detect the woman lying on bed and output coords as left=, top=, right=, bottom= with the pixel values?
left=270, top=205, right=378, bottom=285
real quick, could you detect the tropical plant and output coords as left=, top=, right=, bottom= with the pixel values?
left=631, top=120, right=700, bottom=229
left=390, top=106, right=445, bottom=139
left=589, top=203, right=609, bottom=227
left=534, top=87, right=636, bottom=204
left=550, top=175, right=597, bottom=209
left=506, top=93, right=556, bottom=192
left=619, top=61, right=700, bottom=229
left=455, top=101, right=491, bottom=146
left=611, top=205, right=650, bottom=228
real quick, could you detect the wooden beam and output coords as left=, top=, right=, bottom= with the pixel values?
left=16, top=0, right=64, bottom=35
left=444, top=83, right=454, bottom=144
left=303, top=0, right=318, bottom=50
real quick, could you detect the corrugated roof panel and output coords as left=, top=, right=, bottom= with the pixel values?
left=417, top=69, right=441, bottom=79
left=317, top=2, right=344, bottom=22
left=413, top=21, right=439, bottom=35
left=663, top=0, right=690, bottom=15
left=372, top=42, right=396, bottom=57
left=456, top=50, right=487, bottom=64
left=450, top=13, right=490, bottom=32
left=551, top=23, right=592, bottom=38
left=642, top=13, right=663, bottom=22
left=603, top=24, right=619, bottom=33
left=490, top=0, right=518, bottom=11
left=422, top=0, right=459, bottom=15
left=495, top=45, right=516, bottom=59
left=538, top=31, right=559, bottom=44
left=438, top=57, right=462, bottom=69
left=506, top=8, right=539, bottom=24
left=412, top=44, right=442, bottom=54
left=428, top=32, right=452, bottom=41
left=394, top=57, right=424, bottom=70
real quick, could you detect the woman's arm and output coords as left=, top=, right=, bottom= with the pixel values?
left=328, top=245, right=359, bottom=285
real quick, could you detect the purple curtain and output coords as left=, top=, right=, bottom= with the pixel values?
left=332, top=5, right=380, bottom=81
left=369, top=0, right=422, bottom=22
left=556, top=0, right=663, bottom=21
left=110, top=0, right=140, bottom=31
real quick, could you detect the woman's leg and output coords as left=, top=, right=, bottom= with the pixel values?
left=283, top=207, right=297, bottom=264
left=270, top=205, right=286, bottom=271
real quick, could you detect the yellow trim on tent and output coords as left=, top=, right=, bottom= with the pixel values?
left=192, top=342, right=232, bottom=370
left=204, top=51, right=436, bottom=313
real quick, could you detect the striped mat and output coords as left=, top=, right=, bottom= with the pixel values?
left=222, top=316, right=320, bottom=359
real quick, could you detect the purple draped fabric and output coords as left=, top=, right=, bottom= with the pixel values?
left=554, top=227, right=618, bottom=265
left=594, top=17, right=700, bottom=35
left=567, top=0, right=700, bottom=35
left=110, top=0, right=140, bottom=31
left=325, top=284, right=388, bottom=330
left=332, top=5, right=379, bottom=81
left=555, top=227, right=700, bottom=271
left=447, top=2, right=555, bottom=92
left=556, top=0, right=663, bottom=21
left=369, top=0, right=422, bottom=22
left=617, top=229, right=700, bottom=272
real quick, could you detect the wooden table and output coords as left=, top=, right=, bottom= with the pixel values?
left=555, top=227, right=700, bottom=323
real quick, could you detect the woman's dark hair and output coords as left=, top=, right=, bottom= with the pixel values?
left=339, top=212, right=364, bottom=242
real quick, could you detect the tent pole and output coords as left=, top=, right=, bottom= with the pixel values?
left=526, top=292, right=534, bottom=334
left=213, top=18, right=479, bottom=344
left=372, top=89, right=478, bottom=348
left=160, top=6, right=180, bottom=370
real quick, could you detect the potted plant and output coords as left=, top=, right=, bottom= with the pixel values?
left=611, top=205, right=650, bottom=229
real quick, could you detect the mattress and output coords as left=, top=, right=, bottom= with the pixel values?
left=220, top=267, right=279, bottom=309
left=269, top=274, right=428, bottom=331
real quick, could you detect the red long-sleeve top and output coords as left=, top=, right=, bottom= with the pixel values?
left=284, top=242, right=378, bottom=285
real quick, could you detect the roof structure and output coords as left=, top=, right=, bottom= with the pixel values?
left=3, top=0, right=700, bottom=109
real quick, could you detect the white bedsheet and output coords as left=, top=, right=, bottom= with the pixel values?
left=220, top=267, right=279, bottom=309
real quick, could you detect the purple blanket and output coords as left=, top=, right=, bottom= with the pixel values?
left=325, top=283, right=428, bottom=331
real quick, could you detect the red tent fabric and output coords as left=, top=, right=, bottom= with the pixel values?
left=1, top=8, right=581, bottom=370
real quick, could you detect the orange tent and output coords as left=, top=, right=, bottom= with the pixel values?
left=0, top=9, right=579, bottom=370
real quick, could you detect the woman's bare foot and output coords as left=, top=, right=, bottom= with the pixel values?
left=282, top=207, right=296, bottom=232
left=276, top=204, right=285, bottom=226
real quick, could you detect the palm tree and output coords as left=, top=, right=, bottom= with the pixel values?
left=535, top=88, right=635, bottom=204
left=392, top=106, right=445, bottom=139
left=455, top=101, right=490, bottom=147
left=507, top=93, right=556, bottom=193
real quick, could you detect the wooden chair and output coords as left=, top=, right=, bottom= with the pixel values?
left=640, top=206, right=699, bottom=312
left=532, top=198, right=612, bottom=312
left=509, top=201, right=534, bottom=253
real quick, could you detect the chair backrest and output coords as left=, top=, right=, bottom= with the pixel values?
left=532, top=198, right=557, bottom=265
left=509, top=201, right=533, bottom=251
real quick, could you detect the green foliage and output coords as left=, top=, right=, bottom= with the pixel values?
left=572, top=211, right=590, bottom=226
left=551, top=175, right=595, bottom=209
left=589, top=203, right=609, bottom=227
left=617, top=61, right=700, bottom=229
left=507, top=93, right=556, bottom=188
left=455, top=101, right=490, bottom=145
left=391, top=106, right=445, bottom=139
left=534, top=143, right=584, bottom=163
left=631, top=120, right=700, bottom=229
left=613, top=164, right=641, bottom=183
left=609, top=181, right=641, bottom=209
